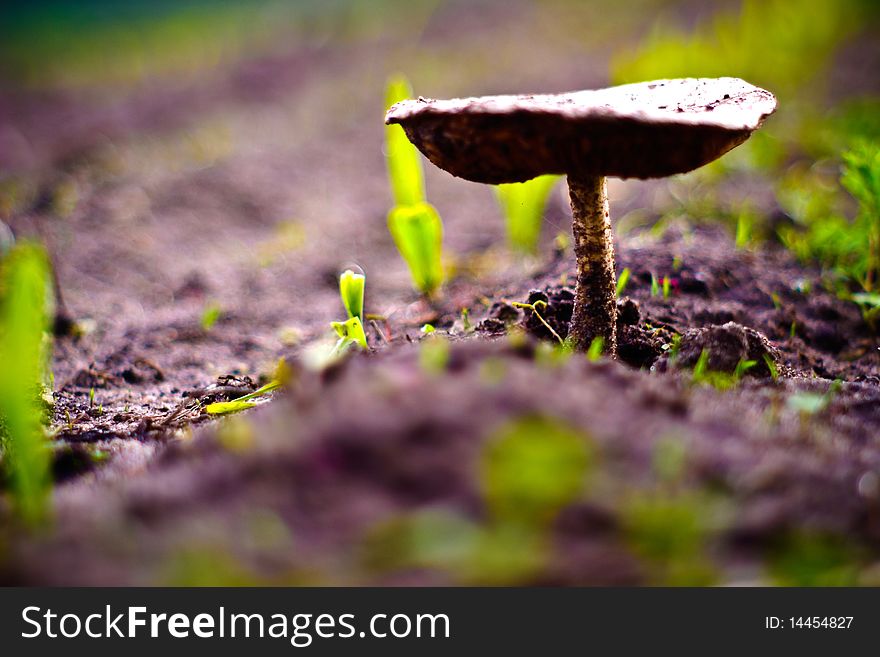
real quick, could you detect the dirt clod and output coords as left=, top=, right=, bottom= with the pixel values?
left=667, top=322, right=779, bottom=377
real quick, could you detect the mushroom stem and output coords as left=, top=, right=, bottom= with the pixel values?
left=567, top=174, right=617, bottom=356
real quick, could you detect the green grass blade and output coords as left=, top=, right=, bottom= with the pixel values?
left=233, top=380, right=282, bottom=403
left=388, top=202, right=444, bottom=296
left=205, top=400, right=257, bottom=415
left=0, top=242, right=53, bottom=527
left=385, top=75, right=425, bottom=207
left=204, top=380, right=282, bottom=415
left=616, top=267, right=631, bottom=297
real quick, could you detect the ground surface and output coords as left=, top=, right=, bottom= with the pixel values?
left=1, top=1, right=879, bottom=585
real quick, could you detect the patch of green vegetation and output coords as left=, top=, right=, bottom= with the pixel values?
left=690, top=349, right=756, bottom=390
left=613, top=0, right=878, bottom=304
left=780, top=141, right=880, bottom=298
left=614, top=0, right=857, bottom=94
left=163, top=546, right=266, bottom=586
left=786, top=380, right=841, bottom=417
left=621, top=437, right=719, bottom=585
left=385, top=75, right=444, bottom=297
left=494, top=175, right=560, bottom=254
left=418, top=332, right=450, bottom=376
left=621, top=492, right=718, bottom=586
left=767, top=532, right=863, bottom=586
left=482, top=416, right=592, bottom=529
left=533, top=340, right=573, bottom=369
left=200, top=302, right=222, bottom=331
left=363, top=416, right=593, bottom=584
left=0, top=242, right=54, bottom=527
left=852, top=292, right=880, bottom=331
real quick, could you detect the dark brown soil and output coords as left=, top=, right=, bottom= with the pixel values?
left=1, top=3, right=879, bottom=585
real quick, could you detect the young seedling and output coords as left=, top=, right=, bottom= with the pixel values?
left=691, top=349, right=756, bottom=390
left=494, top=175, right=560, bottom=254
left=386, top=78, right=776, bottom=355
left=586, top=336, right=605, bottom=361
left=385, top=75, right=426, bottom=207
left=339, top=268, right=365, bottom=323
left=200, top=302, right=222, bottom=331
left=0, top=242, right=53, bottom=526
left=511, top=300, right=564, bottom=345
left=387, top=203, right=444, bottom=297
left=615, top=267, right=631, bottom=297
left=762, top=353, right=780, bottom=381
left=384, top=75, right=445, bottom=297
left=330, top=316, right=368, bottom=357
left=205, top=380, right=282, bottom=416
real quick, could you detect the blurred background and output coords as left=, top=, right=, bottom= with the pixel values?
left=1, top=0, right=878, bottom=254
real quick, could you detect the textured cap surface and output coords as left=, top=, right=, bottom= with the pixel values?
left=385, top=77, right=777, bottom=183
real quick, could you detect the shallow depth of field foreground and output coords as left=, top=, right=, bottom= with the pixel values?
left=1, top=0, right=879, bottom=586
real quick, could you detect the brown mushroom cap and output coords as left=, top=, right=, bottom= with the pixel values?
left=385, top=77, right=777, bottom=184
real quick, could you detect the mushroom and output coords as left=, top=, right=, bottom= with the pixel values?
left=385, top=77, right=777, bottom=356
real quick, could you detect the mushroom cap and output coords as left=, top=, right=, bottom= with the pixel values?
left=385, top=77, right=777, bottom=184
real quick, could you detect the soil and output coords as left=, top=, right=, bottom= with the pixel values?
left=1, top=4, right=879, bottom=585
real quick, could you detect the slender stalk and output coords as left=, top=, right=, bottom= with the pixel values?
left=567, top=174, right=617, bottom=356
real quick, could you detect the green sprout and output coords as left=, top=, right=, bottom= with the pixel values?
left=691, top=349, right=756, bottom=390
left=385, top=75, right=445, bottom=297
left=339, top=269, right=365, bottom=323
left=615, top=267, right=631, bottom=297
left=387, top=202, right=444, bottom=298
left=0, top=242, right=53, bottom=527
left=460, top=307, right=472, bottom=332
left=385, top=75, right=426, bottom=207
left=650, top=273, right=660, bottom=297
left=205, top=380, right=282, bottom=416
left=662, top=275, right=671, bottom=299
left=586, top=336, right=604, bottom=361
left=200, top=302, right=222, bottom=331
left=763, top=353, right=780, bottom=381
left=735, top=209, right=754, bottom=249
left=330, top=316, right=368, bottom=356
left=494, top=175, right=560, bottom=254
